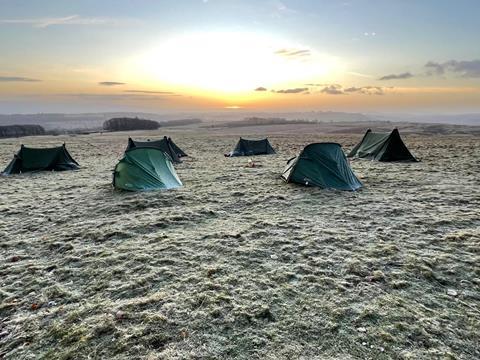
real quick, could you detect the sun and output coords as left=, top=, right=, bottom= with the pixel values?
left=130, top=32, right=344, bottom=96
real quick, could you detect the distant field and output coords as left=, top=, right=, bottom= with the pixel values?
left=0, top=128, right=479, bottom=359
left=1, top=112, right=479, bottom=135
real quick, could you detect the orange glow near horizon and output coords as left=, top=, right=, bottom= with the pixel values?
left=1, top=30, right=480, bottom=113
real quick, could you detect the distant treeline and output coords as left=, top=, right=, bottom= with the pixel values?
left=103, top=117, right=160, bottom=132
left=161, top=118, right=202, bottom=127
left=225, top=117, right=313, bottom=128
left=0, top=124, right=45, bottom=138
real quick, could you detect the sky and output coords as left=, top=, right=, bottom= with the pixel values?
left=1, top=0, right=480, bottom=114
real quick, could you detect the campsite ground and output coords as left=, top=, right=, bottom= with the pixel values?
left=0, top=125, right=479, bottom=359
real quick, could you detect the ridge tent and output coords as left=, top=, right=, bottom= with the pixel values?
left=113, top=147, right=182, bottom=191
left=126, top=136, right=186, bottom=163
left=348, top=129, right=417, bottom=162
left=226, top=137, right=275, bottom=157
left=2, top=144, right=79, bottom=175
left=282, top=142, right=362, bottom=191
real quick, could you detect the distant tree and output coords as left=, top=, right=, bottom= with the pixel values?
left=103, top=117, right=160, bottom=131
left=0, top=124, right=45, bottom=138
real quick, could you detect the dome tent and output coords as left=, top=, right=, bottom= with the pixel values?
left=226, top=137, right=275, bottom=157
left=113, top=147, right=182, bottom=191
left=282, top=143, right=362, bottom=191
left=2, top=144, right=79, bottom=175
left=348, top=129, right=417, bottom=162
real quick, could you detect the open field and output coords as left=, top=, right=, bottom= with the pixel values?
left=1, top=127, right=479, bottom=359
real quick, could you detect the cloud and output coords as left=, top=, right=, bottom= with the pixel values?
left=343, top=87, right=360, bottom=92
left=305, top=83, right=331, bottom=87
left=425, top=61, right=445, bottom=75
left=347, top=86, right=386, bottom=95
left=275, top=48, right=311, bottom=59
left=379, top=72, right=413, bottom=81
left=124, top=90, right=175, bottom=95
left=59, top=93, right=170, bottom=101
left=425, top=60, right=480, bottom=78
left=318, top=84, right=388, bottom=96
left=271, top=83, right=391, bottom=96
left=272, top=1, right=297, bottom=17
left=255, top=87, right=267, bottom=91
left=0, top=76, right=41, bottom=82
left=321, top=84, right=345, bottom=95
left=0, top=15, right=126, bottom=28
left=98, top=81, right=126, bottom=86
left=273, top=87, right=309, bottom=94
left=347, top=71, right=374, bottom=79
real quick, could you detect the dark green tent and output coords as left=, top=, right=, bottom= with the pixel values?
left=168, top=139, right=188, bottom=158
left=126, top=136, right=186, bottom=163
left=113, top=147, right=182, bottom=191
left=2, top=144, right=79, bottom=175
left=282, top=143, right=362, bottom=191
left=226, top=137, right=275, bottom=157
left=348, top=129, right=417, bottom=162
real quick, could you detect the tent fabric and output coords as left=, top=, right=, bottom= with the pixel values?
left=168, top=139, right=188, bottom=158
left=126, top=136, right=186, bottom=163
left=2, top=144, right=79, bottom=175
left=348, top=129, right=417, bottom=162
left=226, top=137, right=276, bottom=157
left=282, top=142, right=362, bottom=191
left=113, top=147, right=182, bottom=191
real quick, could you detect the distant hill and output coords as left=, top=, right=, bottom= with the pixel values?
left=370, top=113, right=480, bottom=126
left=0, top=113, right=204, bottom=131
left=0, top=124, right=45, bottom=138
left=0, top=111, right=479, bottom=132
left=103, top=117, right=159, bottom=132
left=0, top=113, right=109, bottom=131
left=161, top=118, right=202, bottom=127
left=215, top=117, right=313, bottom=128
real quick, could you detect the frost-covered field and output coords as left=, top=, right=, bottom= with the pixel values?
left=1, top=129, right=479, bottom=359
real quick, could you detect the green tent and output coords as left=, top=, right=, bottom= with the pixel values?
left=282, top=143, right=362, bottom=191
left=348, top=129, right=417, bottom=162
left=2, top=144, right=79, bottom=175
left=126, top=136, right=186, bottom=163
left=168, top=138, right=188, bottom=158
left=226, top=137, right=275, bottom=157
left=113, top=147, right=182, bottom=191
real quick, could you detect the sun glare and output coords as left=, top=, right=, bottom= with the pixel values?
left=132, top=32, right=343, bottom=96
